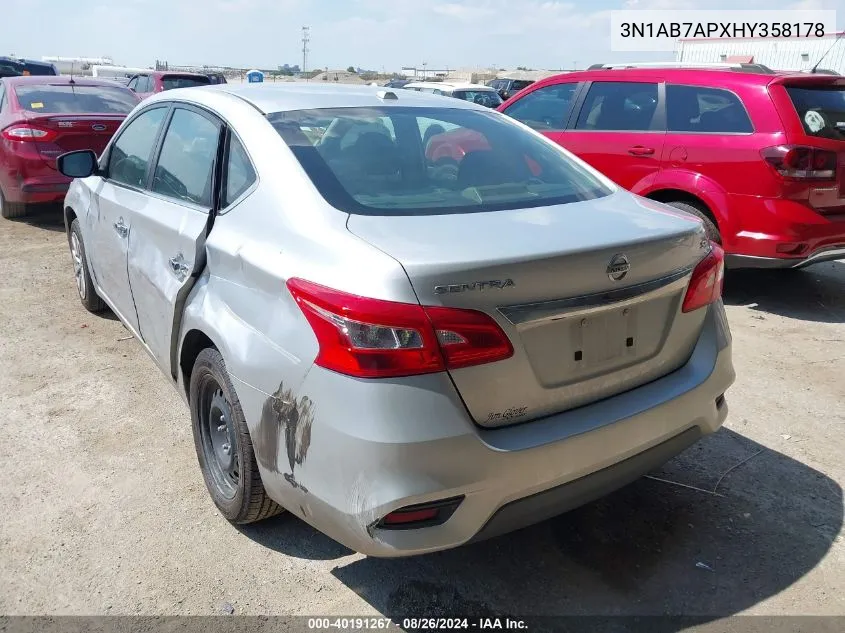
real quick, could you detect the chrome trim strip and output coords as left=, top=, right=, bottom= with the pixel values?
left=498, top=266, right=693, bottom=327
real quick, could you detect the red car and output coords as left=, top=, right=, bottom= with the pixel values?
left=126, top=71, right=212, bottom=100
left=492, top=64, right=845, bottom=269
left=0, top=75, right=139, bottom=218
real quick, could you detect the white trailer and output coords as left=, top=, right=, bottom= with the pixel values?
left=676, top=32, right=845, bottom=74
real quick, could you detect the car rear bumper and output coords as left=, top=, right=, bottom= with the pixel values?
left=726, top=245, right=845, bottom=269
left=233, top=302, right=734, bottom=557
left=2, top=175, right=70, bottom=204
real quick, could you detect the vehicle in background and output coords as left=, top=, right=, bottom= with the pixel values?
left=498, top=62, right=845, bottom=269
left=404, top=81, right=503, bottom=108
left=0, top=56, right=59, bottom=76
left=487, top=77, right=535, bottom=101
left=58, top=83, right=733, bottom=556
left=127, top=71, right=212, bottom=100
left=206, top=72, right=228, bottom=85
left=91, top=65, right=152, bottom=83
left=384, top=78, right=412, bottom=89
left=0, top=76, right=139, bottom=218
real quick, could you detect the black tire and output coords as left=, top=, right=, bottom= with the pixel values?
left=69, top=219, right=107, bottom=313
left=665, top=200, right=721, bottom=244
left=0, top=187, right=27, bottom=219
left=189, top=347, right=283, bottom=524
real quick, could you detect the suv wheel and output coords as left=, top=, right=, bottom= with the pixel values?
left=189, top=347, right=284, bottom=524
left=665, top=200, right=721, bottom=244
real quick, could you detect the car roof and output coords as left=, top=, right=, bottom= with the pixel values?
left=0, top=75, right=131, bottom=88
left=405, top=81, right=496, bottom=91
left=534, top=67, right=793, bottom=88
left=152, top=82, right=491, bottom=114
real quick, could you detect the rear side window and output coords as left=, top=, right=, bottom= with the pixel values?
left=0, top=84, right=5, bottom=111
left=268, top=106, right=611, bottom=216
left=223, top=135, right=257, bottom=206
left=152, top=108, right=221, bottom=207
left=13, top=84, right=137, bottom=114
left=575, top=82, right=659, bottom=131
left=786, top=86, right=845, bottom=140
left=503, top=83, right=578, bottom=131
left=667, top=85, right=752, bottom=133
left=161, top=75, right=211, bottom=90
left=108, top=107, right=168, bottom=188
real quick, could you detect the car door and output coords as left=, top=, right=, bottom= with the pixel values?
left=89, top=105, right=170, bottom=334
left=126, top=104, right=223, bottom=376
left=562, top=79, right=666, bottom=193
left=500, top=80, right=581, bottom=144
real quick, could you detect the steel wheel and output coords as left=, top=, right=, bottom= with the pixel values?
left=198, top=380, right=240, bottom=500
left=69, top=231, right=86, bottom=300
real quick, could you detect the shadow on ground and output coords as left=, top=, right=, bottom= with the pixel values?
left=724, top=260, right=845, bottom=323
left=4, top=203, right=65, bottom=233
left=245, top=428, right=841, bottom=624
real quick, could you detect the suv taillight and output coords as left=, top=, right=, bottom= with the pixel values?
left=682, top=243, right=725, bottom=313
left=286, top=278, right=514, bottom=378
left=761, top=145, right=837, bottom=180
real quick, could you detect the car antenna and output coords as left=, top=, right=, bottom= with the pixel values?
left=810, top=31, right=843, bottom=74
left=69, top=61, right=76, bottom=85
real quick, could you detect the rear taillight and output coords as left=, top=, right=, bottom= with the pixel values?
left=286, top=278, right=513, bottom=378
left=682, top=243, right=725, bottom=313
left=1, top=124, right=58, bottom=143
left=761, top=145, right=837, bottom=180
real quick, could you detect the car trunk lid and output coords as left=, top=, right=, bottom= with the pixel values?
left=23, top=113, right=124, bottom=170
left=347, top=191, right=712, bottom=427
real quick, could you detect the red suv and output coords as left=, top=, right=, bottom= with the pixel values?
left=497, top=65, right=845, bottom=269
left=126, top=71, right=212, bottom=100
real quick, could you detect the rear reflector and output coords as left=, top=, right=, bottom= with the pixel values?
left=761, top=145, right=837, bottom=180
left=377, top=497, right=464, bottom=530
left=286, top=278, right=513, bottom=378
left=682, top=242, right=725, bottom=313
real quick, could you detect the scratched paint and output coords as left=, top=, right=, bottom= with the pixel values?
left=256, top=383, right=315, bottom=493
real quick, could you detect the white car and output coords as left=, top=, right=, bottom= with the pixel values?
left=403, top=81, right=504, bottom=108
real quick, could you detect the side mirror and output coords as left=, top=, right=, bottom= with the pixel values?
left=57, top=150, right=99, bottom=179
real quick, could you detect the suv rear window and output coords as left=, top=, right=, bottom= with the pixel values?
left=268, top=106, right=611, bottom=216
left=667, top=85, right=753, bottom=133
left=786, top=86, right=845, bottom=140
left=161, top=75, right=211, bottom=90
left=13, top=84, right=138, bottom=114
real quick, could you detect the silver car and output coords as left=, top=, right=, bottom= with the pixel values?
left=57, top=83, right=734, bottom=557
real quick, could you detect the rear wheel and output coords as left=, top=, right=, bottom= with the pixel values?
left=69, top=219, right=107, bottom=313
left=664, top=200, right=721, bottom=244
left=189, top=347, right=283, bottom=524
left=0, top=188, right=27, bottom=219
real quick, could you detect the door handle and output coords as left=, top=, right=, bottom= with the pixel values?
left=627, top=146, right=655, bottom=156
left=169, top=254, right=190, bottom=280
left=113, top=219, right=128, bottom=237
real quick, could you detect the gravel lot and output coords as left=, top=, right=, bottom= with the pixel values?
left=0, top=207, right=843, bottom=620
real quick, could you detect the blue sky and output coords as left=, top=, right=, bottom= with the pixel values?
left=2, top=0, right=841, bottom=71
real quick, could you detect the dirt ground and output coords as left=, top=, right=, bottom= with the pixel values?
left=0, top=206, right=843, bottom=621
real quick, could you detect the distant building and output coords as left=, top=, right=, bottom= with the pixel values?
left=676, top=32, right=845, bottom=74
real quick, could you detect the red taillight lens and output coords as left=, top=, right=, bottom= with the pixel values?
left=1, top=124, right=58, bottom=143
left=761, top=145, right=837, bottom=180
left=381, top=508, right=439, bottom=525
left=682, top=243, right=725, bottom=314
left=286, top=278, right=513, bottom=378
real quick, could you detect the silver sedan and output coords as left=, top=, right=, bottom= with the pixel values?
left=57, top=83, right=735, bottom=557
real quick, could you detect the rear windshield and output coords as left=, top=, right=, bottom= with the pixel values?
left=786, top=86, right=845, bottom=140
left=13, top=84, right=138, bottom=114
left=511, top=80, right=533, bottom=91
left=268, top=106, right=611, bottom=216
left=161, top=75, right=211, bottom=90
left=451, top=90, right=503, bottom=108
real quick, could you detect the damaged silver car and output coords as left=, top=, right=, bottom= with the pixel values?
left=58, top=83, right=734, bottom=557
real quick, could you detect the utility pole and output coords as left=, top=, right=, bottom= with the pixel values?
left=302, top=26, right=311, bottom=77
